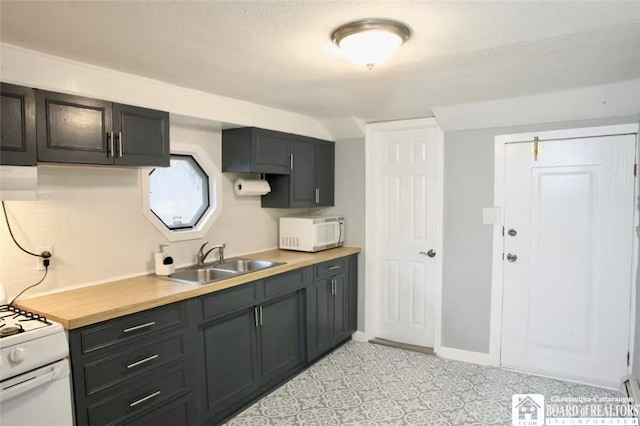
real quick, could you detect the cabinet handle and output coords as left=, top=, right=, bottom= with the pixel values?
left=254, top=307, right=259, bottom=327
left=331, top=278, right=336, bottom=295
left=259, top=306, right=263, bottom=326
left=118, top=131, right=123, bottom=158
left=290, top=153, right=293, bottom=170
left=108, top=131, right=114, bottom=158
left=328, top=265, right=341, bottom=271
left=123, top=321, right=156, bottom=333
left=126, top=354, right=159, bottom=369
left=315, top=188, right=319, bottom=204
left=129, top=390, right=161, bottom=407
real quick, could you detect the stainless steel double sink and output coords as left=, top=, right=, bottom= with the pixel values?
left=162, top=258, right=284, bottom=285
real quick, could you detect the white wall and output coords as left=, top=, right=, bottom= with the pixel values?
left=0, top=124, right=284, bottom=301
left=441, top=115, right=638, bottom=353
left=0, top=44, right=332, bottom=140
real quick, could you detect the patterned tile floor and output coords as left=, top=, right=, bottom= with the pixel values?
left=225, top=341, right=623, bottom=425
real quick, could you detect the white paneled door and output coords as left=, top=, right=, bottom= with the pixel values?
left=501, top=134, right=636, bottom=388
left=373, top=124, right=440, bottom=347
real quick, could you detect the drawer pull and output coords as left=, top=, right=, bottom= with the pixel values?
left=130, top=390, right=161, bottom=407
left=126, top=354, right=159, bottom=369
left=123, top=321, right=156, bottom=334
left=328, top=265, right=341, bottom=271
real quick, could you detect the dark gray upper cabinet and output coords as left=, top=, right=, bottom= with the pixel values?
left=222, top=126, right=335, bottom=208
left=36, top=90, right=113, bottom=164
left=222, top=127, right=291, bottom=174
left=35, top=90, right=169, bottom=167
left=261, top=137, right=335, bottom=208
left=290, top=139, right=316, bottom=207
left=1, top=83, right=38, bottom=165
left=113, top=103, right=170, bottom=167
left=315, top=140, right=335, bottom=206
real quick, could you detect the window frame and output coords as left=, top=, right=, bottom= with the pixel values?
left=141, top=142, right=222, bottom=242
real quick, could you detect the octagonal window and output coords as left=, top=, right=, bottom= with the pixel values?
left=149, top=154, right=210, bottom=230
left=141, top=143, right=221, bottom=242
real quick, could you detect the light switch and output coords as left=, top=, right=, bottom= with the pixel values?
left=482, top=207, right=501, bottom=225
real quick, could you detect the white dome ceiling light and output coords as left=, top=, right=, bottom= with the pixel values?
left=331, top=19, right=412, bottom=70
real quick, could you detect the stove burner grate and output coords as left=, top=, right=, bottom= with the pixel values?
left=0, top=305, right=50, bottom=324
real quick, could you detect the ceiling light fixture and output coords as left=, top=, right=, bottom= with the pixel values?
left=331, top=18, right=411, bottom=70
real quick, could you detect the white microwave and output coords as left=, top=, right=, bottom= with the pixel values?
left=279, top=216, right=345, bottom=252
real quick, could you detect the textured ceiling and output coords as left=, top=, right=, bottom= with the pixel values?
left=1, top=1, right=639, bottom=123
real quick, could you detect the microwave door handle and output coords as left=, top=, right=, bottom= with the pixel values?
left=336, top=221, right=342, bottom=246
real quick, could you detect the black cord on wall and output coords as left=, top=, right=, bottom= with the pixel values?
left=2, top=201, right=52, bottom=304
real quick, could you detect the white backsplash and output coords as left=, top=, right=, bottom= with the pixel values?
left=0, top=124, right=282, bottom=301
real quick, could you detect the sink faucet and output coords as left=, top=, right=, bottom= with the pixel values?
left=197, top=242, right=226, bottom=265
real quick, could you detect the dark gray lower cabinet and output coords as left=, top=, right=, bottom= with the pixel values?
left=69, top=301, right=199, bottom=426
left=307, top=255, right=358, bottom=361
left=201, top=308, right=259, bottom=417
left=198, top=286, right=306, bottom=425
left=69, top=254, right=358, bottom=426
left=259, top=292, right=305, bottom=382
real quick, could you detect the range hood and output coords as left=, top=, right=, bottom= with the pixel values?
left=0, top=165, right=38, bottom=200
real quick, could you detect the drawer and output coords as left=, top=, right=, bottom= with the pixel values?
left=80, top=303, right=185, bottom=354
left=87, top=365, right=187, bottom=426
left=129, top=395, right=190, bottom=426
left=264, top=270, right=303, bottom=299
left=202, top=281, right=257, bottom=319
left=84, top=333, right=185, bottom=395
left=314, top=257, right=346, bottom=281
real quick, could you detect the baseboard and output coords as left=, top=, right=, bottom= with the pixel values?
left=436, top=346, right=494, bottom=366
left=351, top=331, right=367, bottom=342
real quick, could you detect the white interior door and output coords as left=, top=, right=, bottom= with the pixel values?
left=501, top=134, right=636, bottom=388
left=373, top=125, right=440, bottom=347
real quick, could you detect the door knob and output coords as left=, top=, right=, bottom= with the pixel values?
left=507, top=229, right=517, bottom=237
left=506, top=253, right=518, bottom=262
left=419, top=250, right=436, bottom=258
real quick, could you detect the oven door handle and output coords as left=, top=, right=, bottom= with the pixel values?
left=0, top=359, right=69, bottom=403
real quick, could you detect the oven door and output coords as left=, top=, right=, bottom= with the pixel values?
left=0, top=358, right=73, bottom=426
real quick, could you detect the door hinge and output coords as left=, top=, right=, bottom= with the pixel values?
left=502, top=226, right=505, bottom=237
left=532, top=136, right=540, bottom=161
left=627, top=351, right=630, bottom=366
left=634, top=164, right=637, bottom=177
left=502, top=253, right=504, bottom=260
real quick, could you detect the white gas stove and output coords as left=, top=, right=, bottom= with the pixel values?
left=0, top=300, right=73, bottom=426
left=0, top=304, right=69, bottom=379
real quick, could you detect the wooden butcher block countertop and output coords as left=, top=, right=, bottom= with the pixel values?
left=14, top=247, right=360, bottom=330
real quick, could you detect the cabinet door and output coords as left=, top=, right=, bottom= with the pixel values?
left=113, top=104, right=169, bottom=167
left=315, top=142, right=335, bottom=206
left=201, top=308, right=259, bottom=418
left=36, top=90, right=113, bottom=164
left=290, top=139, right=316, bottom=207
left=252, top=129, right=291, bottom=174
left=332, top=273, right=349, bottom=342
left=307, top=279, right=333, bottom=361
left=259, top=291, right=305, bottom=384
left=0, top=83, right=37, bottom=165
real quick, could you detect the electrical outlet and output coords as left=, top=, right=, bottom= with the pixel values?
left=35, top=246, right=53, bottom=271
